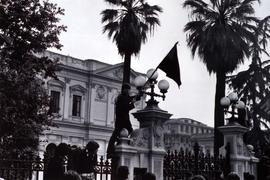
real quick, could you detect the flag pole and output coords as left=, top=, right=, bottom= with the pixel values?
left=142, top=67, right=159, bottom=89
left=142, top=41, right=179, bottom=89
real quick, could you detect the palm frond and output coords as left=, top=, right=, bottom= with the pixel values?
left=183, top=0, right=208, bottom=9
left=101, top=9, right=119, bottom=23
left=141, top=31, right=147, bottom=43
left=184, top=20, right=205, bottom=57
left=262, top=59, right=270, bottom=67
left=103, top=0, right=122, bottom=5
left=235, top=0, right=255, bottom=16
left=145, top=16, right=160, bottom=26
left=140, top=21, right=149, bottom=32
left=184, top=20, right=205, bottom=33
left=183, top=0, right=214, bottom=19
left=102, top=22, right=119, bottom=38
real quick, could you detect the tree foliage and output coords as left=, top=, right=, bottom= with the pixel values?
left=183, top=0, right=258, bottom=157
left=0, top=0, right=66, bottom=159
left=227, top=16, right=270, bottom=156
left=101, top=0, right=162, bottom=87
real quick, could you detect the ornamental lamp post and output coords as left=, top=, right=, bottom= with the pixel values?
left=220, top=92, right=246, bottom=124
left=134, top=69, right=169, bottom=107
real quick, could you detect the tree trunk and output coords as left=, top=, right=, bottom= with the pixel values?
left=214, top=71, right=226, bottom=159
left=121, top=53, right=131, bottom=92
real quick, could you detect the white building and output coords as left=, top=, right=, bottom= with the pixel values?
left=40, top=51, right=145, bottom=157
left=164, top=118, right=214, bottom=155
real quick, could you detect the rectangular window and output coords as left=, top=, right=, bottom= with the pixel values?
left=185, top=126, right=189, bottom=133
left=72, top=95, right=82, bottom=117
left=50, top=90, right=60, bottom=113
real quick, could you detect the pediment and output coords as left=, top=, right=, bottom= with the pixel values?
left=47, top=79, right=65, bottom=89
left=93, top=63, right=142, bottom=82
left=70, top=84, right=87, bottom=94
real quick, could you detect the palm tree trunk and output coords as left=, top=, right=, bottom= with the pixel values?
left=121, top=53, right=131, bottom=91
left=214, top=70, right=225, bottom=159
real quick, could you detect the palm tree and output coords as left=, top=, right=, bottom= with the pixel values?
left=227, top=16, right=270, bottom=157
left=183, top=0, right=258, bottom=157
left=101, top=0, right=162, bottom=90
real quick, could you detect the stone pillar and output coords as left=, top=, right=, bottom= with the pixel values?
left=113, top=102, right=171, bottom=180
left=219, top=122, right=259, bottom=180
left=132, top=104, right=172, bottom=180
left=114, top=129, right=138, bottom=180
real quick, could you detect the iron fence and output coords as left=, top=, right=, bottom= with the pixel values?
left=0, top=156, right=111, bottom=180
left=164, top=143, right=225, bottom=180
left=0, top=156, right=43, bottom=180
left=94, top=156, right=112, bottom=180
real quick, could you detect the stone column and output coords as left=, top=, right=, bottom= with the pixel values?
left=219, top=122, right=259, bottom=180
left=114, top=129, right=138, bottom=180
left=113, top=102, right=171, bottom=180
left=132, top=103, right=172, bottom=180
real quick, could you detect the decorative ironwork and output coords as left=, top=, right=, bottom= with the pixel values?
left=94, top=156, right=112, bottom=180
left=32, top=156, right=44, bottom=171
left=0, top=157, right=42, bottom=180
left=164, top=143, right=225, bottom=180
left=0, top=155, right=111, bottom=180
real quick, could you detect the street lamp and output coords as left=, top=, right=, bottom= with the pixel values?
left=134, top=69, right=169, bottom=106
left=220, top=92, right=246, bottom=124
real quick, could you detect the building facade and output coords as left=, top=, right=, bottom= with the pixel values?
left=164, top=118, right=214, bottom=155
left=40, top=51, right=145, bottom=157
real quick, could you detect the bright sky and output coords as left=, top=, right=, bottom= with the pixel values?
left=49, top=0, right=270, bottom=127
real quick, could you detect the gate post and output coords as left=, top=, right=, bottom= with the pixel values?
left=114, top=103, right=171, bottom=180
left=132, top=104, right=172, bottom=180
left=114, top=129, right=138, bottom=180
left=219, top=122, right=259, bottom=180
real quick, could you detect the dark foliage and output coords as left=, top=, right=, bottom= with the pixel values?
left=183, top=0, right=258, bottom=157
left=227, top=16, right=270, bottom=156
left=0, top=0, right=66, bottom=159
left=101, top=0, right=162, bottom=87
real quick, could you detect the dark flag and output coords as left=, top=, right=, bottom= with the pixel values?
left=158, top=42, right=181, bottom=87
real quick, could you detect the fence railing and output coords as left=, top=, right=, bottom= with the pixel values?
left=94, top=156, right=111, bottom=180
left=163, top=143, right=225, bottom=180
left=0, top=156, right=44, bottom=180
left=0, top=156, right=111, bottom=180
left=1, top=144, right=227, bottom=180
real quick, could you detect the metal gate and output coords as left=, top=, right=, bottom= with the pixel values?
left=163, top=143, right=226, bottom=180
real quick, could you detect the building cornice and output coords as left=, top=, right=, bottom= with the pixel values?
left=53, top=120, right=114, bottom=133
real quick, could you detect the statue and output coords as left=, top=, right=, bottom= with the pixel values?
left=106, top=83, right=141, bottom=158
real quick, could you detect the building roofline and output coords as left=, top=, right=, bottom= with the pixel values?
left=165, top=117, right=213, bottom=128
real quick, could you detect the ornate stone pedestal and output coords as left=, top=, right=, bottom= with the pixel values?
left=219, top=122, right=259, bottom=180
left=114, top=103, right=171, bottom=180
